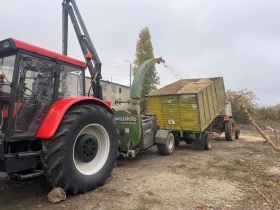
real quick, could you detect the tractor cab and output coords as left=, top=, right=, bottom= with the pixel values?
left=0, top=38, right=86, bottom=141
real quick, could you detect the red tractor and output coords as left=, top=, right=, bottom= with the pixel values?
left=0, top=0, right=119, bottom=194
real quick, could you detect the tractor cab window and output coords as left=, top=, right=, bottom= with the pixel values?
left=0, top=55, right=15, bottom=134
left=10, top=54, right=55, bottom=136
left=59, top=65, right=83, bottom=97
left=0, top=55, right=16, bottom=95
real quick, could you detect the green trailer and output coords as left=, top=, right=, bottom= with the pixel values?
left=146, top=77, right=238, bottom=150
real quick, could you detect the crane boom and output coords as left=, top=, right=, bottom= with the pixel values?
left=62, top=0, right=103, bottom=99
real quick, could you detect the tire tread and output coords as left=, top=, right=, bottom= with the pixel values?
left=225, top=118, right=234, bottom=141
left=40, top=103, right=119, bottom=194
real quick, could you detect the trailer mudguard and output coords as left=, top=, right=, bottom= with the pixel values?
left=154, top=129, right=172, bottom=145
left=36, top=97, right=114, bottom=139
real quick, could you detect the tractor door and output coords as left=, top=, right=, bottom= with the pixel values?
left=58, top=64, right=84, bottom=98
left=10, top=54, right=56, bottom=137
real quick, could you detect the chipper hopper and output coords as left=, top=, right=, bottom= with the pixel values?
left=146, top=77, right=240, bottom=150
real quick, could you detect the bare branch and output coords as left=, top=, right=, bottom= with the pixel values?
left=269, top=191, right=276, bottom=209
left=273, top=125, right=279, bottom=148
left=238, top=96, right=280, bottom=152
left=254, top=186, right=274, bottom=208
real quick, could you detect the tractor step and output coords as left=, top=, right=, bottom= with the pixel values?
left=11, top=170, right=43, bottom=180
left=17, top=152, right=39, bottom=159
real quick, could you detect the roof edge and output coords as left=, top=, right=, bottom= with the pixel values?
left=11, top=38, right=86, bottom=68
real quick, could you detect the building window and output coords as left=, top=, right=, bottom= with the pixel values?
left=111, top=85, right=116, bottom=93
left=102, top=84, right=107, bottom=91
left=111, top=97, right=116, bottom=105
left=119, top=87, right=122, bottom=93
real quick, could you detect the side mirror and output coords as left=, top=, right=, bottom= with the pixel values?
left=52, top=65, right=59, bottom=77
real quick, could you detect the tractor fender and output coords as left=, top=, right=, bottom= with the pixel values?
left=36, top=97, right=114, bottom=139
left=154, top=129, right=172, bottom=145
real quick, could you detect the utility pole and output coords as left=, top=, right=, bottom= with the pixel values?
left=125, top=60, right=132, bottom=87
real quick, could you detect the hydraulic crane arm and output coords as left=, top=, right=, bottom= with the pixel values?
left=62, top=0, right=102, bottom=99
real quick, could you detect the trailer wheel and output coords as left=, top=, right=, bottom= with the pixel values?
left=204, top=134, right=212, bottom=150
left=191, top=138, right=205, bottom=150
left=225, top=118, right=235, bottom=141
left=175, top=137, right=180, bottom=147
left=40, top=104, right=119, bottom=194
left=173, top=133, right=180, bottom=146
left=157, top=132, right=175, bottom=155
left=235, top=128, right=240, bottom=139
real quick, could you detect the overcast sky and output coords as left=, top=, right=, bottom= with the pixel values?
left=1, top=0, right=279, bottom=106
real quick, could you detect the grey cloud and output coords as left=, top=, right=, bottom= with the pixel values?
left=1, top=0, right=279, bottom=105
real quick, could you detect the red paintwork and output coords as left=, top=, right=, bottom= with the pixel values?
left=103, top=100, right=111, bottom=107
left=223, top=115, right=230, bottom=121
left=36, top=97, right=114, bottom=139
left=2, top=102, right=22, bottom=118
left=12, top=38, right=86, bottom=68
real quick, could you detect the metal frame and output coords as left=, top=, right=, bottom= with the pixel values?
left=4, top=50, right=21, bottom=141
left=62, top=0, right=103, bottom=99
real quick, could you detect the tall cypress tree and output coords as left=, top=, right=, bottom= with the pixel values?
left=132, top=27, right=160, bottom=113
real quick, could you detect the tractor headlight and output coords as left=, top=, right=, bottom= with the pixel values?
left=3, top=41, right=9, bottom=48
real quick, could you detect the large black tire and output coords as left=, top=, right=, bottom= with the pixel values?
left=191, top=137, right=205, bottom=150
left=204, top=133, right=212, bottom=150
left=40, top=104, right=119, bottom=194
left=157, top=132, right=175, bottom=155
left=235, top=128, right=240, bottom=139
left=225, top=118, right=235, bottom=141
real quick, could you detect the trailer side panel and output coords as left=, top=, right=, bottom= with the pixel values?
left=146, top=77, right=226, bottom=134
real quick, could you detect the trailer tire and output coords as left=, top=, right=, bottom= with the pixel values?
left=191, top=137, right=205, bottom=150
left=40, top=104, right=119, bottom=194
left=235, top=128, right=240, bottom=139
left=225, top=118, right=235, bottom=141
left=157, top=132, right=175, bottom=155
left=175, top=138, right=180, bottom=147
left=204, top=134, right=212, bottom=150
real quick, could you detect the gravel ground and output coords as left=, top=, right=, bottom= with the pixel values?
left=1, top=130, right=279, bottom=210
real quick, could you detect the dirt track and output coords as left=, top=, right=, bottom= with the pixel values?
left=1, top=130, right=280, bottom=210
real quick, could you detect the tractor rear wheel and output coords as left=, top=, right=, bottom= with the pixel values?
left=157, top=132, right=175, bottom=155
left=225, top=118, right=235, bottom=141
left=40, top=104, right=119, bottom=194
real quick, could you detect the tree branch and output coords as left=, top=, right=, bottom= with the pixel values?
left=238, top=96, right=280, bottom=152
left=273, top=125, right=279, bottom=148
left=254, top=187, right=274, bottom=209
left=269, top=191, right=276, bottom=210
